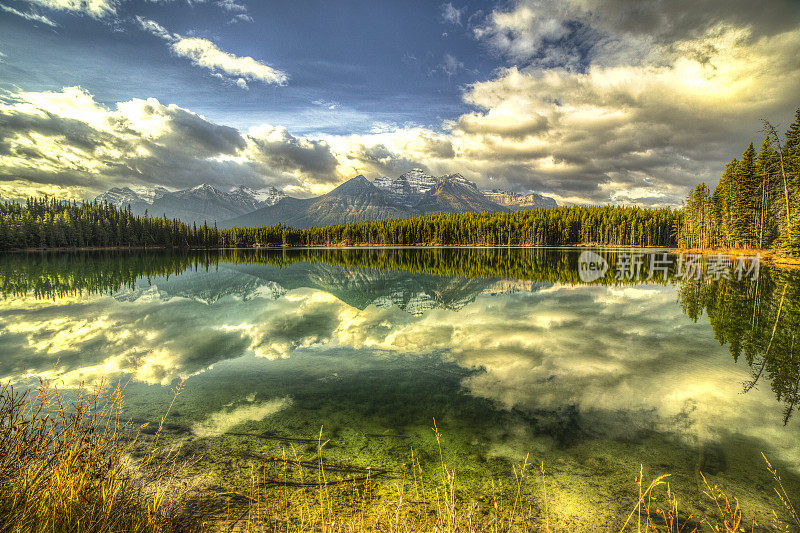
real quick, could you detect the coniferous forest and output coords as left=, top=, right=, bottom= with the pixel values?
left=680, top=108, right=800, bottom=254
left=0, top=198, right=680, bottom=250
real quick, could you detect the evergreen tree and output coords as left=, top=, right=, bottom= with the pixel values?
left=731, top=142, right=758, bottom=247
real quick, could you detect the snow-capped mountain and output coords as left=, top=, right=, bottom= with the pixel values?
left=226, top=172, right=510, bottom=229
left=224, top=175, right=409, bottom=229
left=373, top=169, right=438, bottom=206
left=483, top=190, right=558, bottom=210
left=95, top=186, right=169, bottom=209
left=229, top=185, right=286, bottom=207
left=95, top=184, right=287, bottom=224
left=96, top=173, right=556, bottom=228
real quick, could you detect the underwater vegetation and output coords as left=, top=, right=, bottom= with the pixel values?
left=2, top=381, right=800, bottom=532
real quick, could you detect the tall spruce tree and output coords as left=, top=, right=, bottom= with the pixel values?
left=731, top=143, right=758, bottom=247
left=756, top=137, right=778, bottom=247
left=786, top=109, right=800, bottom=193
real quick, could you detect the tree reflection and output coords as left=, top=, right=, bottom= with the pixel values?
left=678, top=268, right=800, bottom=424
left=0, top=248, right=676, bottom=299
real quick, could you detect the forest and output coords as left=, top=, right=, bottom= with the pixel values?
left=0, top=199, right=679, bottom=251
left=680, top=108, right=800, bottom=255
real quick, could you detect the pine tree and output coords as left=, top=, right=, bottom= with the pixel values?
left=756, top=137, right=778, bottom=247
left=785, top=108, right=800, bottom=193
left=731, top=142, right=758, bottom=247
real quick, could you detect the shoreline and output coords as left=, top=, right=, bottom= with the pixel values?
left=7, top=243, right=800, bottom=267
left=6, top=243, right=677, bottom=253
left=675, top=247, right=800, bottom=267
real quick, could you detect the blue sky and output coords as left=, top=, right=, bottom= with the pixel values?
left=1, top=0, right=496, bottom=134
left=1, top=0, right=799, bottom=204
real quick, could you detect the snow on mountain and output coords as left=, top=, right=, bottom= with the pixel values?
left=95, top=187, right=143, bottom=206
left=373, top=169, right=438, bottom=206
left=234, top=186, right=286, bottom=206
left=95, top=183, right=289, bottom=223
left=483, top=190, right=558, bottom=210
left=95, top=173, right=557, bottom=228
left=441, top=173, right=478, bottom=191
left=95, top=186, right=171, bottom=209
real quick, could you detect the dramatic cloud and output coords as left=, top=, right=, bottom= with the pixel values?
left=3, top=0, right=799, bottom=204
left=245, top=125, right=339, bottom=185
left=326, top=0, right=800, bottom=205
left=448, top=0, right=800, bottom=203
left=136, top=17, right=287, bottom=88
left=0, top=87, right=336, bottom=198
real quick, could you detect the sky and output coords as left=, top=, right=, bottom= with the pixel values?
left=0, top=0, right=799, bottom=205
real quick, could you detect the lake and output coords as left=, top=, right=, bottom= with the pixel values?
left=1, top=247, right=798, bottom=528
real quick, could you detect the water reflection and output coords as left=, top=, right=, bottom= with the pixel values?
left=1, top=248, right=799, bottom=522
left=679, top=269, right=800, bottom=424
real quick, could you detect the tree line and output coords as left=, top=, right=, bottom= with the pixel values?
left=0, top=198, right=680, bottom=251
left=680, top=108, right=800, bottom=254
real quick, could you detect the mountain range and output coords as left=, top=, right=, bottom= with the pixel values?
left=95, top=170, right=557, bottom=229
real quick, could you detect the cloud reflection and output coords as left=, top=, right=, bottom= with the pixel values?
left=1, top=266, right=797, bottom=469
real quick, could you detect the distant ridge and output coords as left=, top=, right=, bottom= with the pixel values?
left=95, top=170, right=558, bottom=228
left=94, top=184, right=286, bottom=225
left=483, top=190, right=557, bottom=210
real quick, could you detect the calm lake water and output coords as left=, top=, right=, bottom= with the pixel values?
left=2, top=247, right=799, bottom=527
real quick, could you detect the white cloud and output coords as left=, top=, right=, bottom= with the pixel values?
left=136, top=17, right=287, bottom=88
left=22, top=0, right=116, bottom=18
left=135, top=16, right=172, bottom=40
left=440, top=53, right=463, bottom=78
left=216, top=0, right=247, bottom=12
left=170, top=37, right=287, bottom=86
left=441, top=2, right=464, bottom=26
left=473, top=2, right=575, bottom=64
left=0, top=4, right=58, bottom=26
left=230, top=13, right=253, bottom=24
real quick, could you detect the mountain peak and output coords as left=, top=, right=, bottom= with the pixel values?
left=328, top=174, right=379, bottom=197
left=483, top=189, right=557, bottom=209
left=438, top=173, right=478, bottom=191
left=190, top=183, right=219, bottom=192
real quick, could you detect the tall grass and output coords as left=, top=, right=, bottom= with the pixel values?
left=220, top=423, right=799, bottom=532
left=0, top=380, right=195, bottom=533
left=1, top=382, right=798, bottom=532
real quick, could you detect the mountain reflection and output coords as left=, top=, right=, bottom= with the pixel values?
left=0, top=248, right=674, bottom=301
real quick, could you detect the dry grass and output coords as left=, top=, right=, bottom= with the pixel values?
left=221, top=420, right=547, bottom=532
left=0, top=380, right=197, bottom=533
left=2, top=383, right=798, bottom=532
left=219, top=422, right=800, bottom=532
